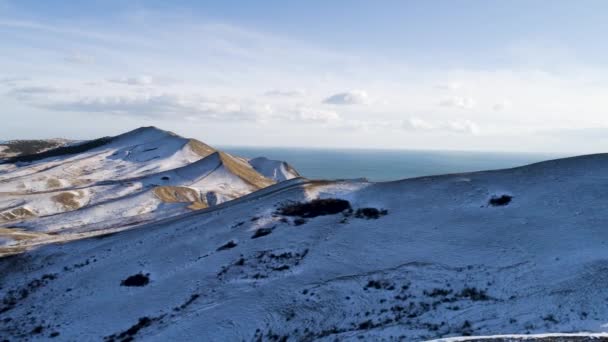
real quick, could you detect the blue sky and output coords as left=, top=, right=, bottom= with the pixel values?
left=2, top=0, right=608, bottom=152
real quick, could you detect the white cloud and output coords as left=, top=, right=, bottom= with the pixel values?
left=285, top=107, right=340, bottom=123
left=492, top=100, right=511, bottom=111
left=445, top=120, right=480, bottom=135
left=403, top=117, right=480, bottom=135
left=439, top=96, right=476, bottom=109
left=64, top=52, right=95, bottom=65
left=0, top=77, right=30, bottom=86
left=323, top=90, right=370, bottom=105
left=9, top=86, right=63, bottom=94
left=108, top=76, right=155, bottom=86
left=434, top=82, right=462, bottom=91
left=403, top=117, right=435, bottom=130
left=37, top=94, right=265, bottom=121
left=264, top=89, right=306, bottom=97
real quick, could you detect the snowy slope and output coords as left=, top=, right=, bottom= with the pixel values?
left=2, top=154, right=608, bottom=341
left=249, top=156, right=300, bottom=182
left=0, top=127, right=296, bottom=236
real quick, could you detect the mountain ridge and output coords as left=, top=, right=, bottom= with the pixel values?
left=0, top=127, right=299, bottom=245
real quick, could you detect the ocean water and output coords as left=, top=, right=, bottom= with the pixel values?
left=222, top=146, right=566, bottom=182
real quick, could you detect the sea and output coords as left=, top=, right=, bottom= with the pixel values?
left=222, top=146, right=568, bottom=182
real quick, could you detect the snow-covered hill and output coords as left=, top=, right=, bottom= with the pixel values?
left=2, top=153, right=608, bottom=341
left=0, top=127, right=298, bottom=242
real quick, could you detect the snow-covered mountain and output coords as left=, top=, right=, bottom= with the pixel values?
left=0, top=127, right=299, bottom=243
left=2, top=152, right=608, bottom=341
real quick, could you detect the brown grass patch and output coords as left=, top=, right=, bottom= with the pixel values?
left=0, top=207, right=36, bottom=222
left=219, top=152, right=275, bottom=189
left=153, top=186, right=207, bottom=210
left=187, top=139, right=216, bottom=158
left=0, top=228, right=45, bottom=241
left=46, top=178, right=62, bottom=189
left=51, top=192, right=82, bottom=210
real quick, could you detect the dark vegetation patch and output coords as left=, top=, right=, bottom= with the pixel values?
left=173, top=294, right=200, bottom=312
left=424, top=288, right=453, bottom=297
left=1, top=140, right=67, bottom=157
left=277, top=199, right=352, bottom=218
left=231, top=221, right=245, bottom=228
left=488, top=194, right=512, bottom=206
left=364, top=279, right=396, bottom=291
left=120, top=273, right=150, bottom=287
left=251, top=227, right=273, bottom=239
left=254, top=265, right=504, bottom=341
left=458, top=287, right=490, bottom=301
left=354, top=208, right=388, bottom=219
left=543, top=314, right=559, bottom=324
left=3, top=137, right=113, bottom=164
left=293, top=218, right=307, bottom=226
left=1, top=273, right=57, bottom=314
left=104, top=314, right=165, bottom=342
left=63, top=257, right=98, bottom=271
left=218, top=249, right=309, bottom=281
left=216, top=240, right=238, bottom=251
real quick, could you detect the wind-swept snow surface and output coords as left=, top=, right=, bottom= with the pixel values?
left=2, top=154, right=608, bottom=340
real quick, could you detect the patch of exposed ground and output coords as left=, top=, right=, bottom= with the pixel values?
left=153, top=186, right=207, bottom=210
left=0, top=207, right=36, bottom=222
left=219, top=152, right=275, bottom=189
left=45, top=178, right=62, bottom=189
left=51, top=191, right=85, bottom=211
left=0, top=228, right=47, bottom=243
left=186, top=139, right=216, bottom=158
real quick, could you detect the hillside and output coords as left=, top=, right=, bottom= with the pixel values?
left=0, top=139, right=71, bottom=159
left=2, top=153, right=608, bottom=340
left=0, top=127, right=299, bottom=251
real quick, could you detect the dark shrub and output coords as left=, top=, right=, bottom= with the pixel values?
left=459, top=287, right=489, bottom=301
left=251, top=228, right=273, bottom=239
left=355, top=208, right=388, bottom=219
left=217, top=240, right=238, bottom=251
left=424, top=288, right=452, bottom=297
left=293, top=218, right=307, bottom=226
left=277, top=198, right=351, bottom=218
left=120, top=273, right=150, bottom=287
left=489, top=195, right=512, bottom=206
left=358, top=320, right=374, bottom=330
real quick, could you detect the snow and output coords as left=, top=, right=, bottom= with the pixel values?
left=0, top=127, right=295, bottom=234
left=249, top=156, right=300, bottom=181
left=3, top=152, right=608, bottom=340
